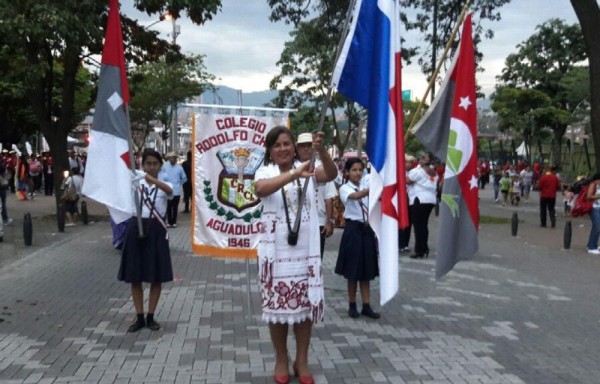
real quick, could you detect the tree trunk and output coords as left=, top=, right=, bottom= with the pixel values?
left=570, top=0, right=600, bottom=170
left=27, top=44, right=80, bottom=210
left=552, top=128, right=565, bottom=168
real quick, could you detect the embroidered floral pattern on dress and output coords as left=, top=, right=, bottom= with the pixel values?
left=263, top=280, right=310, bottom=312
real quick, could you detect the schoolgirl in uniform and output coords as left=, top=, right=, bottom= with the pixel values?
left=335, top=157, right=380, bottom=319
left=119, top=149, right=174, bottom=332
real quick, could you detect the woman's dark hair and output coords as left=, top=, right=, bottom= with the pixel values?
left=263, top=126, right=294, bottom=165
left=343, top=157, right=364, bottom=183
left=142, top=149, right=163, bottom=165
left=343, top=157, right=364, bottom=173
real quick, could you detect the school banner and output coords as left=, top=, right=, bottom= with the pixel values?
left=192, top=113, right=288, bottom=259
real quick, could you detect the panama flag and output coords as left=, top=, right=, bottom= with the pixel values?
left=412, top=13, right=478, bottom=279
left=332, top=0, right=407, bottom=305
left=82, top=0, right=134, bottom=224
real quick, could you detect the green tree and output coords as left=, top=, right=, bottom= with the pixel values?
left=491, top=87, right=551, bottom=164
left=0, top=0, right=221, bottom=205
left=400, top=0, right=512, bottom=81
left=497, top=19, right=587, bottom=166
left=129, top=55, right=214, bottom=150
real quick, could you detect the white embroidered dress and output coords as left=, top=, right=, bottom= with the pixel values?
left=255, top=162, right=324, bottom=324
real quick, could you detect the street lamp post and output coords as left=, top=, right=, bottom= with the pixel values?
left=142, top=13, right=179, bottom=154
left=170, top=17, right=181, bottom=155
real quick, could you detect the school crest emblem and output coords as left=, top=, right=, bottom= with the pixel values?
left=216, top=146, right=264, bottom=212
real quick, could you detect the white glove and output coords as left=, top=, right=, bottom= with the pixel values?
left=131, top=170, right=146, bottom=189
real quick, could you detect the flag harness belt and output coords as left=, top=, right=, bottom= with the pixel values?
left=355, top=186, right=370, bottom=227
left=281, top=167, right=302, bottom=246
left=139, top=185, right=168, bottom=239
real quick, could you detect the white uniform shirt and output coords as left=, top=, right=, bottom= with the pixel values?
left=317, top=181, right=337, bottom=225
left=136, top=179, right=173, bottom=218
left=339, top=182, right=368, bottom=222
left=407, top=165, right=438, bottom=205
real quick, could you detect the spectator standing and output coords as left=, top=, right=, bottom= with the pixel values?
left=399, top=154, right=416, bottom=252
left=492, top=166, right=502, bottom=203
left=0, top=160, right=12, bottom=225
left=181, top=151, right=192, bottom=213
left=585, top=173, right=600, bottom=254
left=519, top=165, right=533, bottom=203
left=28, top=154, right=43, bottom=193
left=537, top=166, right=561, bottom=228
left=16, top=154, right=30, bottom=201
left=159, top=152, right=187, bottom=228
left=499, top=172, right=511, bottom=206
left=42, top=152, right=54, bottom=196
left=509, top=175, right=521, bottom=206
left=563, top=186, right=574, bottom=216
left=68, top=150, right=84, bottom=174
left=61, top=167, right=84, bottom=226
left=6, top=151, right=17, bottom=194
left=406, top=153, right=438, bottom=259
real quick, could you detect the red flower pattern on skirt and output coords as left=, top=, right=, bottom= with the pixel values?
left=264, top=278, right=310, bottom=311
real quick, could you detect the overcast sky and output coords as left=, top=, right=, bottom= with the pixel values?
left=123, top=0, right=579, bottom=100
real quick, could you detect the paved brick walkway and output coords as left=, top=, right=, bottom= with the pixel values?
left=1, top=188, right=600, bottom=383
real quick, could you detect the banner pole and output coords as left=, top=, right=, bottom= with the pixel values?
left=292, top=0, right=358, bottom=235
left=404, top=1, right=472, bottom=140
left=245, top=259, right=253, bottom=319
left=125, top=107, right=144, bottom=238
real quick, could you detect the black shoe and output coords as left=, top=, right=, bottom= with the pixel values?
left=410, top=254, right=423, bottom=259
left=127, top=319, right=145, bottom=333
left=348, top=303, right=359, bottom=318
left=146, top=318, right=161, bottom=331
left=361, top=304, right=381, bottom=319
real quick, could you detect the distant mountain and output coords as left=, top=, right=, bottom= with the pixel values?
left=199, top=86, right=279, bottom=108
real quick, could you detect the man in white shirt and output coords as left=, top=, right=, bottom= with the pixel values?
left=296, top=132, right=338, bottom=258
left=159, top=152, right=187, bottom=228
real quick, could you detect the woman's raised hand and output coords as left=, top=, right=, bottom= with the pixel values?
left=296, top=160, right=315, bottom=178
left=312, top=131, right=325, bottom=151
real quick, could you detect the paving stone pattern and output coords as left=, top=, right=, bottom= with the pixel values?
left=1, top=189, right=600, bottom=383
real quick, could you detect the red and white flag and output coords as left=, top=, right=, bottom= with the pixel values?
left=82, top=0, right=134, bottom=223
left=412, top=14, right=478, bottom=279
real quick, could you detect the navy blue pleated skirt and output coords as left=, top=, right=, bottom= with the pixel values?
left=335, top=220, right=379, bottom=281
left=118, top=218, right=173, bottom=283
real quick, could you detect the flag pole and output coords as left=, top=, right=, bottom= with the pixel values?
left=404, top=0, right=472, bottom=141
left=291, top=0, right=358, bottom=236
left=125, top=107, right=144, bottom=237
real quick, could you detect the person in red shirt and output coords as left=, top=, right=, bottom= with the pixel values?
left=537, top=166, right=561, bottom=228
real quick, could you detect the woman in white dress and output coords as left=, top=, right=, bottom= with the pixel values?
left=255, top=127, right=337, bottom=384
